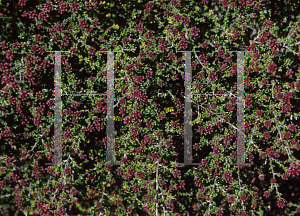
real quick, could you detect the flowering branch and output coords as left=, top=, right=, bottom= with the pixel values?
left=98, top=182, right=107, bottom=216
left=269, top=158, right=280, bottom=197
left=154, top=14, right=174, bottom=42
left=191, top=98, right=246, bottom=137
left=26, top=169, right=34, bottom=215
left=50, top=154, right=72, bottom=205
left=155, top=138, right=162, bottom=216
left=192, top=50, right=239, bottom=99
left=245, top=115, right=259, bottom=155
left=204, top=176, right=218, bottom=216
left=272, top=104, right=292, bottom=162
left=24, top=125, right=48, bottom=160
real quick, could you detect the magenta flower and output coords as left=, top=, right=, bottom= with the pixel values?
left=284, top=131, right=291, bottom=140
left=171, top=27, right=178, bottom=35
left=87, top=46, right=96, bottom=55
left=78, top=19, right=87, bottom=29
left=122, top=37, right=132, bottom=45
left=170, top=0, right=179, bottom=6
left=166, top=53, right=175, bottom=62
left=193, top=143, right=200, bottom=151
left=210, top=102, right=217, bottom=110
left=289, top=123, right=297, bottom=131
left=265, top=120, right=271, bottom=128
left=162, top=10, right=170, bottom=19
left=138, top=51, right=145, bottom=61
left=277, top=199, right=286, bottom=209
left=220, top=0, right=230, bottom=7
left=147, top=51, right=154, bottom=59
left=213, top=147, right=221, bottom=155
left=194, top=82, right=201, bottom=89
left=227, top=196, right=235, bottom=203
left=262, top=78, right=269, bottom=86
left=259, top=36, right=267, bottom=44
left=191, top=26, right=200, bottom=36
left=144, top=8, right=150, bottom=15
left=199, top=54, right=207, bottom=62
left=157, top=63, right=164, bottom=70
left=201, top=41, right=209, bottom=49
left=216, top=209, right=224, bottom=216
left=125, top=64, right=132, bottom=72
left=183, top=17, right=191, bottom=25
left=93, top=18, right=100, bottom=27
left=135, top=23, right=144, bottom=32
left=86, top=2, right=96, bottom=10
left=178, top=180, right=185, bottom=189
left=146, top=2, right=153, bottom=9
left=282, top=104, right=292, bottom=113
left=6, top=49, right=14, bottom=61
left=110, top=40, right=116, bottom=46
left=263, top=20, right=274, bottom=27
left=197, top=126, right=203, bottom=133
left=195, top=178, right=201, bottom=187
left=267, top=62, right=277, bottom=74
left=18, top=0, right=27, bottom=7
left=262, top=132, right=270, bottom=139
left=205, top=125, right=213, bottom=134
left=223, top=171, right=233, bottom=184
left=269, top=38, right=278, bottom=49
left=58, top=2, right=68, bottom=14
left=192, top=203, right=199, bottom=211
left=179, top=39, right=188, bottom=50
left=173, top=169, right=181, bottom=178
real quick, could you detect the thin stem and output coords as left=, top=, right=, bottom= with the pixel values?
left=155, top=138, right=162, bottom=216
left=269, top=158, right=281, bottom=197
left=50, top=154, right=72, bottom=204
left=245, top=115, right=259, bottom=155
left=272, top=104, right=292, bottom=162
left=192, top=50, right=240, bottom=100
left=204, top=176, right=218, bottom=216
left=195, top=99, right=246, bottom=137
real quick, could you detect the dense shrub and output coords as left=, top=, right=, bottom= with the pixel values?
left=1, top=0, right=300, bottom=215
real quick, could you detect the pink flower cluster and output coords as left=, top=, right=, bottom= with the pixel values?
left=58, top=2, right=68, bottom=14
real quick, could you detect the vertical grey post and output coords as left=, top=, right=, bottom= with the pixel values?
left=106, top=51, right=117, bottom=165
left=46, top=52, right=62, bottom=165
left=236, top=51, right=245, bottom=165
left=184, top=51, right=193, bottom=165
